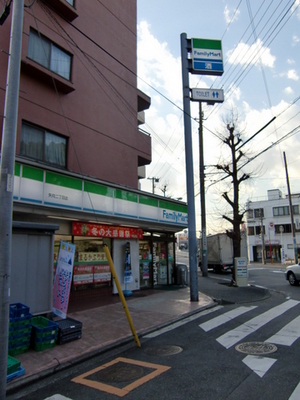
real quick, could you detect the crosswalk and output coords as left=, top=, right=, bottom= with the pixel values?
left=198, top=299, right=300, bottom=398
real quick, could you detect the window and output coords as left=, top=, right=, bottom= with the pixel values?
left=65, top=0, right=74, bottom=5
left=273, top=205, right=299, bottom=217
left=20, top=123, right=66, bottom=167
left=247, top=209, right=254, bottom=219
left=255, top=225, right=265, bottom=235
left=28, top=29, right=71, bottom=80
left=254, top=208, right=264, bottom=218
left=247, top=226, right=254, bottom=236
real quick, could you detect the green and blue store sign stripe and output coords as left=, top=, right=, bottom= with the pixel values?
left=13, top=163, right=188, bottom=226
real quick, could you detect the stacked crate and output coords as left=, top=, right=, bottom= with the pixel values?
left=56, top=317, right=83, bottom=344
left=9, top=303, right=32, bottom=356
left=31, top=316, right=58, bottom=351
left=6, top=355, right=25, bottom=382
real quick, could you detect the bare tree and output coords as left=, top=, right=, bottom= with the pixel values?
left=215, top=111, right=252, bottom=281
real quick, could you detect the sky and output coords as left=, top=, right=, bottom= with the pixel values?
left=136, top=0, right=300, bottom=235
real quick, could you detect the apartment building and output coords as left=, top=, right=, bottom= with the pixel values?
left=246, top=189, right=300, bottom=263
left=0, top=1, right=187, bottom=313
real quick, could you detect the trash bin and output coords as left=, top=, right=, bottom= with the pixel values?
left=175, top=264, right=188, bottom=286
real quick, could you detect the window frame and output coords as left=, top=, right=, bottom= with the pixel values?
left=27, top=29, right=72, bottom=81
left=20, top=122, right=67, bottom=168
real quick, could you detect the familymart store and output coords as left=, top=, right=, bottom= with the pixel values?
left=12, top=162, right=188, bottom=302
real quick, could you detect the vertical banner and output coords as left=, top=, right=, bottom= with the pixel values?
left=124, top=242, right=133, bottom=283
left=53, top=241, right=75, bottom=319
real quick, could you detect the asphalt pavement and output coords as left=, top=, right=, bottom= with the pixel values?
left=6, top=268, right=271, bottom=395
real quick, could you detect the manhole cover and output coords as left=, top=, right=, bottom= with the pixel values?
left=97, top=364, right=145, bottom=383
left=235, top=342, right=277, bottom=355
left=144, top=345, right=183, bottom=356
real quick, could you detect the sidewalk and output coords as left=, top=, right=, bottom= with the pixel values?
left=6, top=272, right=270, bottom=393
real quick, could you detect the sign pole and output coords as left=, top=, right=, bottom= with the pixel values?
left=0, top=2, right=24, bottom=396
left=199, top=102, right=208, bottom=277
left=180, top=33, right=198, bottom=302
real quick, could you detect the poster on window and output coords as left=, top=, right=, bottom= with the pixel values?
left=94, top=264, right=111, bottom=283
left=73, top=265, right=93, bottom=286
left=53, top=241, right=75, bottom=319
left=124, top=242, right=133, bottom=283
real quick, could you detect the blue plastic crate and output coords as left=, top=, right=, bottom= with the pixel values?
left=9, top=314, right=32, bottom=329
left=9, top=326, right=32, bottom=340
left=31, top=316, right=58, bottom=338
left=9, top=303, right=30, bottom=318
left=33, top=331, right=58, bottom=343
left=7, top=366, right=25, bottom=382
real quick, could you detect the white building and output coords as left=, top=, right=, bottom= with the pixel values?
left=246, top=189, right=300, bottom=263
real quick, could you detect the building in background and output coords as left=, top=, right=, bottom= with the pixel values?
left=246, top=189, right=300, bottom=263
left=0, top=1, right=187, bottom=313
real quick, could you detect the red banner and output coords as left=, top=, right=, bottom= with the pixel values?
left=72, top=222, right=143, bottom=239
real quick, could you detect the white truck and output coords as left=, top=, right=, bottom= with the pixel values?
left=198, top=232, right=247, bottom=273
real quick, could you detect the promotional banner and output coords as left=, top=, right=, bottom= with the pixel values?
left=124, top=242, right=133, bottom=284
left=53, top=241, right=75, bottom=319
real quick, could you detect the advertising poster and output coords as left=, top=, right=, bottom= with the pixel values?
left=73, top=265, right=93, bottom=286
left=124, top=242, right=133, bottom=283
left=53, top=241, right=75, bottom=319
left=94, top=264, right=111, bottom=283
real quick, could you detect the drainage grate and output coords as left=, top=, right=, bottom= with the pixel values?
left=144, top=345, right=183, bottom=356
left=235, top=342, right=277, bottom=355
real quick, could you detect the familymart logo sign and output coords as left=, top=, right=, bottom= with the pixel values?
left=191, top=38, right=223, bottom=75
left=162, top=209, right=188, bottom=224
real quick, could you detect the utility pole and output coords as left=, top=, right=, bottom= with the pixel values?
left=199, top=102, right=208, bottom=277
left=147, top=177, right=159, bottom=194
left=0, top=1, right=24, bottom=397
left=160, top=184, right=167, bottom=197
left=283, top=151, right=298, bottom=264
left=260, top=211, right=266, bottom=265
left=180, top=33, right=198, bottom=302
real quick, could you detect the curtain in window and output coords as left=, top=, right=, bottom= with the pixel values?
left=45, top=132, right=66, bottom=166
left=20, top=124, right=44, bottom=160
left=50, top=46, right=71, bottom=80
left=28, top=30, right=50, bottom=69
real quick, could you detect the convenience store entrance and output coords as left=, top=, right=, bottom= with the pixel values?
left=139, top=232, right=175, bottom=289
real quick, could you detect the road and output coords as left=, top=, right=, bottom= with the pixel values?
left=7, top=262, right=300, bottom=400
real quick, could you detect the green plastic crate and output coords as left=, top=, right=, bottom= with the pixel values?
left=9, top=326, right=32, bottom=340
left=31, top=316, right=58, bottom=339
left=7, top=355, right=21, bottom=375
left=8, top=343, right=30, bottom=356
left=32, top=337, right=57, bottom=352
left=9, top=314, right=32, bottom=329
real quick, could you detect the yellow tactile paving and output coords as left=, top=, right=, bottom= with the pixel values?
left=71, top=357, right=171, bottom=397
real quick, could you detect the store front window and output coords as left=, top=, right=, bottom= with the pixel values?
left=54, top=234, right=112, bottom=291
left=139, top=237, right=152, bottom=289
left=73, top=237, right=111, bottom=289
left=139, top=232, right=176, bottom=288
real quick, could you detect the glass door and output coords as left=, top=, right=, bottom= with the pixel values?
left=139, top=240, right=152, bottom=288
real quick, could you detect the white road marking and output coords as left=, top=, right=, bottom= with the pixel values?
left=143, top=306, right=224, bottom=338
left=199, top=306, right=257, bottom=332
left=216, top=300, right=300, bottom=349
left=266, top=315, right=300, bottom=346
left=289, top=381, right=300, bottom=400
left=44, top=396, right=73, bottom=400
left=242, top=355, right=277, bottom=378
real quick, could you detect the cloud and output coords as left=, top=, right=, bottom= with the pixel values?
left=284, top=86, right=294, bottom=95
left=292, top=0, right=300, bottom=20
left=292, top=35, right=299, bottom=46
left=287, top=69, right=299, bottom=81
left=227, top=39, right=276, bottom=68
left=287, top=58, right=295, bottom=64
left=224, top=5, right=240, bottom=25
left=137, top=21, right=182, bottom=105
